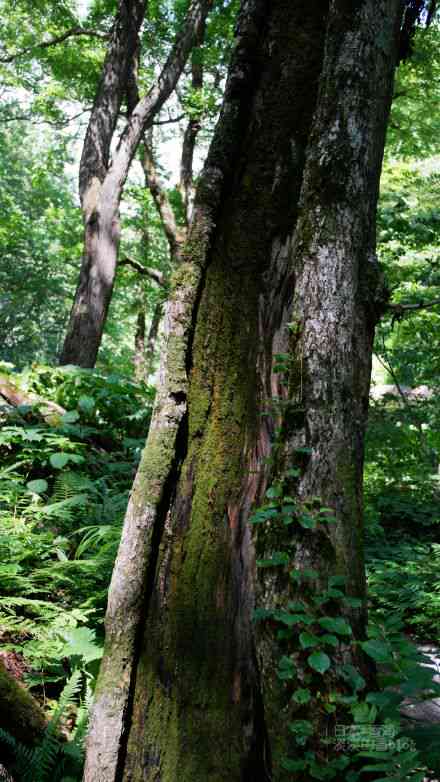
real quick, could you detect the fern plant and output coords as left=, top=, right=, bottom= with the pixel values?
left=0, top=670, right=88, bottom=782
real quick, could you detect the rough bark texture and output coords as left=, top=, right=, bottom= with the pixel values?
left=252, top=1, right=402, bottom=772
left=85, top=1, right=402, bottom=780
left=83, top=3, right=271, bottom=778
left=60, top=0, right=212, bottom=369
left=86, top=3, right=328, bottom=781
left=290, top=0, right=401, bottom=598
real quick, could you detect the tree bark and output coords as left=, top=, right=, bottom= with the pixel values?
left=0, top=658, right=47, bottom=746
left=84, top=0, right=403, bottom=780
left=60, top=0, right=213, bottom=369
left=84, top=2, right=328, bottom=780
left=179, top=48, right=205, bottom=223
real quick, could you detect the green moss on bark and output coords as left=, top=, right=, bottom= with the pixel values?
left=0, top=659, right=46, bottom=746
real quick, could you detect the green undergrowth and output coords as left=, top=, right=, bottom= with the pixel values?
left=0, top=363, right=154, bottom=779
left=252, top=479, right=438, bottom=781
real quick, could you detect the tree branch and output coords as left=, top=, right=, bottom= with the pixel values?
left=0, top=27, right=109, bottom=63
left=141, top=142, right=185, bottom=263
left=79, top=0, right=146, bottom=211
left=101, top=0, right=213, bottom=210
left=119, top=257, right=165, bottom=286
left=153, top=112, right=186, bottom=125
left=387, top=297, right=440, bottom=321
left=179, top=44, right=205, bottom=224
left=0, top=109, right=91, bottom=127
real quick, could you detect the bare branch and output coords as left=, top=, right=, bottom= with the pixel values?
left=141, top=142, right=185, bottom=263
left=0, top=27, right=109, bottom=63
left=387, top=297, right=440, bottom=321
left=0, top=109, right=91, bottom=127
left=153, top=112, right=186, bottom=125
left=102, top=0, right=213, bottom=208
left=119, top=257, right=166, bottom=286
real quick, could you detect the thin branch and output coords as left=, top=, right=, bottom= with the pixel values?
left=0, top=27, right=109, bottom=63
left=119, top=257, right=165, bottom=286
left=153, top=113, right=186, bottom=125
left=0, top=109, right=91, bottom=127
left=102, top=0, right=213, bottom=207
left=387, top=297, right=440, bottom=321
left=141, top=141, right=186, bottom=263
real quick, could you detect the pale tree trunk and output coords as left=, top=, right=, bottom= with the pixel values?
left=144, top=300, right=163, bottom=378
left=84, top=0, right=403, bottom=780
left=60, top=0, right=213, bottom=368
left=179, top=48, right=204, bottom=223
left=133, top=309, right=146, bottom=382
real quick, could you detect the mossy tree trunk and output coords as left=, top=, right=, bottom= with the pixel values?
left=0, top=659, right=46, bottom=746
left=84, top=1, right=403, bottom=780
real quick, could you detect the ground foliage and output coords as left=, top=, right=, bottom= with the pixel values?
left=0, top=365, right=154, bottom=778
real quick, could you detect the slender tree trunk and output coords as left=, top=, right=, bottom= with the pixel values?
left=133, top=308, right=146, bottom=382
left=179, top=49, right=204, bottom=223
left=60, top=0, right=213, bottom=368
left=144, top=300, right=162, bottom=378
left=60, top=0, right=146, bottom=368
left=84, top=0, right=403, bottom=780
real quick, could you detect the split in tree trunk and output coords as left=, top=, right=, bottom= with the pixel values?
left=84, top=0, right=404, bottom=779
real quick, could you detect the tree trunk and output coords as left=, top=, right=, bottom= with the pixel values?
left=84, top=2, right=327, bottom=779
left=0, top=658, right=47, bottom=746
left=60, top=0, right=146, bottom=368
left=84, top=0, right=403, bottom=780
left=144, top=300, right=162, bottom=378
left=133, top=309, right=146, bottom=382
left=60, top=0, right=212, bottom=368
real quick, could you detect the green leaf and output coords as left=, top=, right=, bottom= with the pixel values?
left=49, top=452, right=71, bottom=469
left=276, top=611, right=314, bottom=626
left=361, top=640, right=393, bottom=664
left=58, top=626, right=103, bottom=664
left=78, top=395, right=95, bottom=413
left=343, top=596, right=363, bottom=608
left=281, top=758, right=307, bottom=772
left=277, top=655, right=296, bottom=680
left=321, top=634, right=339, bottom=647
left=286, top=467, right=301, bottom=478
left=61, top=410, right=80, bottom=424
left=288, top=719, right=314, bottom=736
left=307, top=651, right=331, bottom=674
left=256, top=551, right=289, bottom=568
left=299, top=632, right=321, bottom=649
left=298, top=514, right=317, bottom=529
left=318, top=617, right=352, bottom=636
left=266, top=485, right=283, bottom=499
left=26, top=478, right=48, bottom=494
left=292, top=688, right=312, bottom=704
